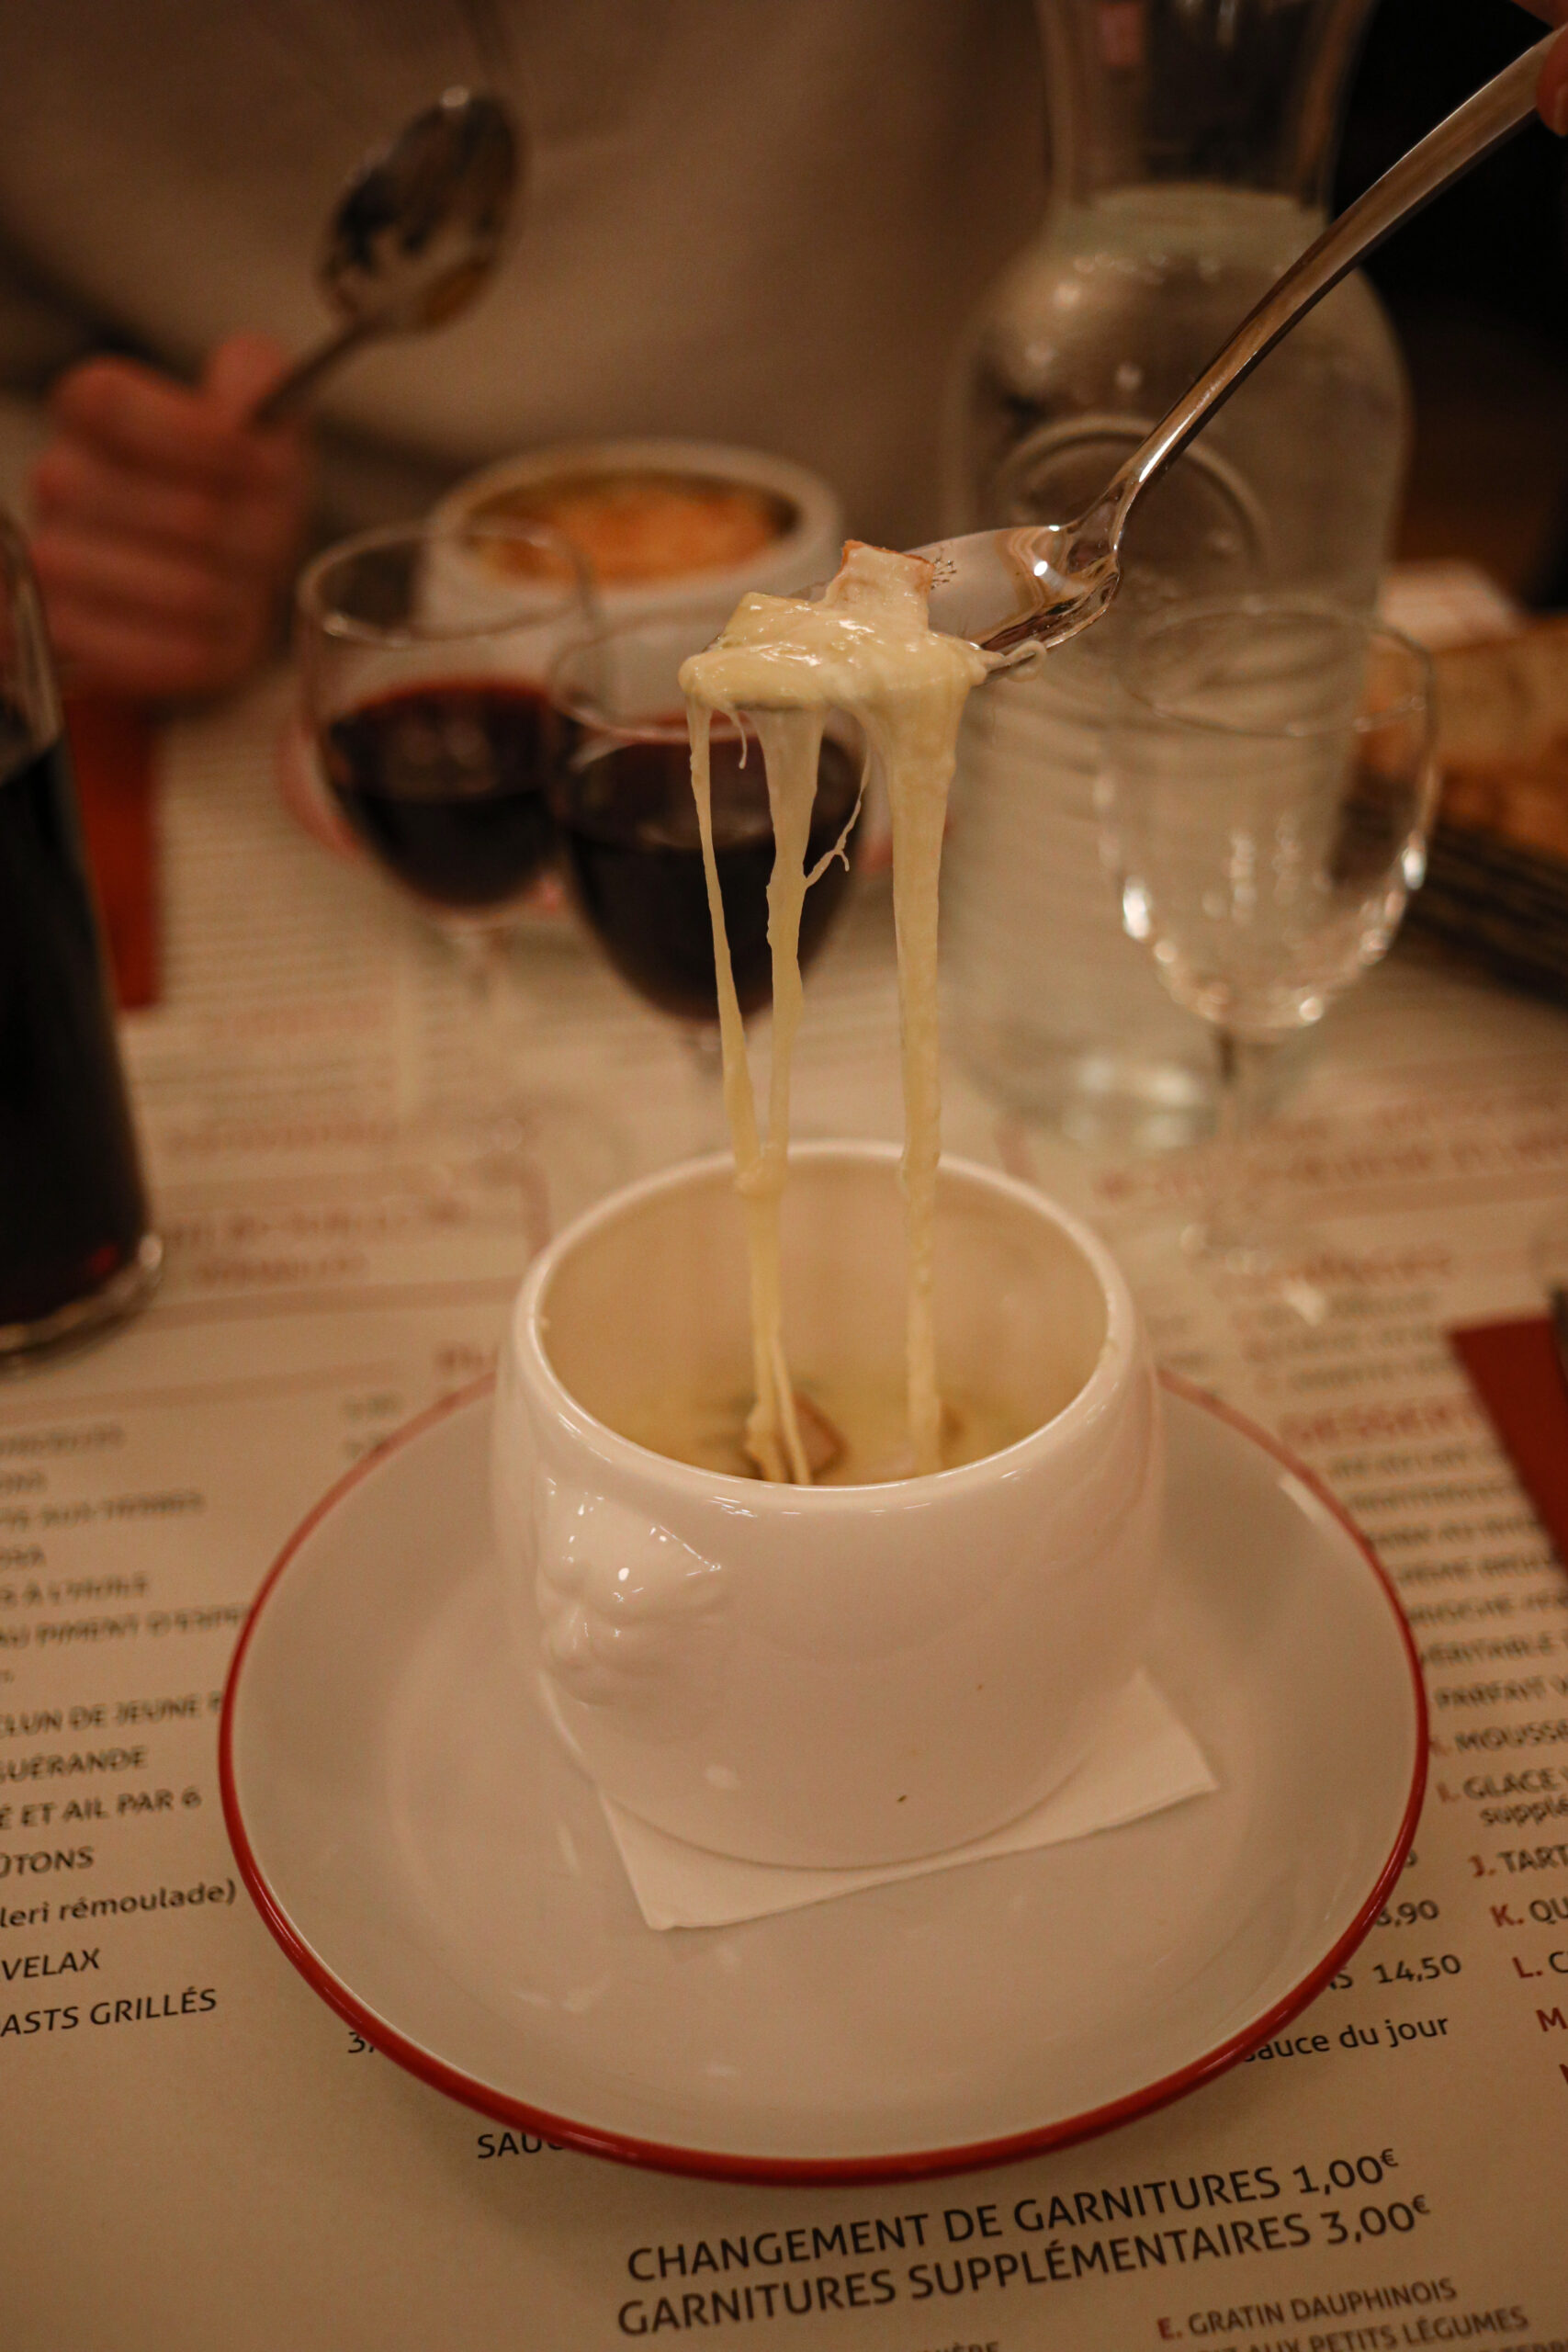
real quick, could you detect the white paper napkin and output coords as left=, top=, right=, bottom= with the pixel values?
left=603, top=1669, right=1215, bottom=1930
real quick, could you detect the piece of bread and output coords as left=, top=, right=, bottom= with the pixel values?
left=1432, top=619, right=1568, bottom=861
left=1410, top=618, right=1568, bottom=1001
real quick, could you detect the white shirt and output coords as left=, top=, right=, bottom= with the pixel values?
left=0, top=0, right=1044, bottom=544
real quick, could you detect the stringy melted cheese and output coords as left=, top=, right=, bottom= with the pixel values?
left=679, top=542, right=991, bottom=1482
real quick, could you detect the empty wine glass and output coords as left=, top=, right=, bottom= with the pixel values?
left=547, top=603, right=864, bottom=1134
left=1100, top=595, right=1436, bottom=1289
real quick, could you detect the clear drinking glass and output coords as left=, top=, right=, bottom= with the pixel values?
left=547, top=604, right=863, bottom=1125
left=1, top=514, right=161, bottom=1368
left=296, top=517, right=599, bottom=1184
left=1101, top=596, right=1436, bottom=1282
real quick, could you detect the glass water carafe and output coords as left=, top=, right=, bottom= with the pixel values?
left=942, top=0, right=1409, bottom=1150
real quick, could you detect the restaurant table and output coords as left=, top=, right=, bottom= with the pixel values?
left=3, top=664, right=1566, bottom=2348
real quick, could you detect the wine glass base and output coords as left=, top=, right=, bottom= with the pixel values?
left=1179, top=1216, right=1336, bottom=1327
left=420, top=1094, right=631, bottom=1249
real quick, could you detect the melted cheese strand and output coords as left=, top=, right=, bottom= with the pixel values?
left=682, top=544, right=990, bottom=1484
left=871, top=693, right=953, bottom=1474
left=686, top=703, right=809, bottom=1485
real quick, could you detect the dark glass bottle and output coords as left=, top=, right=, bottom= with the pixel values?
left=0, top=514, right=160, bottom=1363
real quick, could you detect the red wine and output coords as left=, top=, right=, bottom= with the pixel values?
left=321, top=680, right=558, bottom=913
left=556, top=730, right=861, bottom=1021
left=0, top=722, right=152, bottom=1329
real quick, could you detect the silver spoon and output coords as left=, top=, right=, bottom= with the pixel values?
left=254, top=87, right=521, bottom=425
left=918, top=30, right=1560, bottom=660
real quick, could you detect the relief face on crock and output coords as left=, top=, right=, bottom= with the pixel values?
left=534, top=1483, right=731, bottom=1729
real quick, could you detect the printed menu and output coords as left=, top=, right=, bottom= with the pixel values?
left=3, top=675, right=1566, bottom=2347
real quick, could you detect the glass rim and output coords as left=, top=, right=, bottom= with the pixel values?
left=295, top=516, right=596, bottom=649
left=548, top=598, right=740, bottom=745
left=1116, top=594, right=1433, bottom=745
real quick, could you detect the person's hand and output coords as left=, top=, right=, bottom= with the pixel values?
left=28, top=334, right=311, bottom=703
left=1518, top=1, right=1568, bottom=134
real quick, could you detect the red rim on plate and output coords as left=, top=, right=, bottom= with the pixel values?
left=219, top=1370, right=1427, bottom=2184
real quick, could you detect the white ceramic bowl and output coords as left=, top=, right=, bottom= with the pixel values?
left=492, top=1144, right=1163, bottom=1868
left=432, top=437, right=844, bottom=626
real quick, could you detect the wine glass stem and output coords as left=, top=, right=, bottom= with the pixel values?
left=678, top=1021, right=729, bottom=1150
left=450, top=925, right=519, bottom=1126
left=1205, top=1028, right=1280, bottom=1256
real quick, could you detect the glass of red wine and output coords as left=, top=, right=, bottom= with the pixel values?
left=296, top=518, right=604, bottom=1202
left=547, top=603, right=863, bottom=1114
left=298, top=517, right=593, bottom=933
left=1, top=513, right=161, bottom=1369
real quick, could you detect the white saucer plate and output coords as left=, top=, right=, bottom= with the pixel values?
left=220, top=1377, right=1426, bottom=2183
